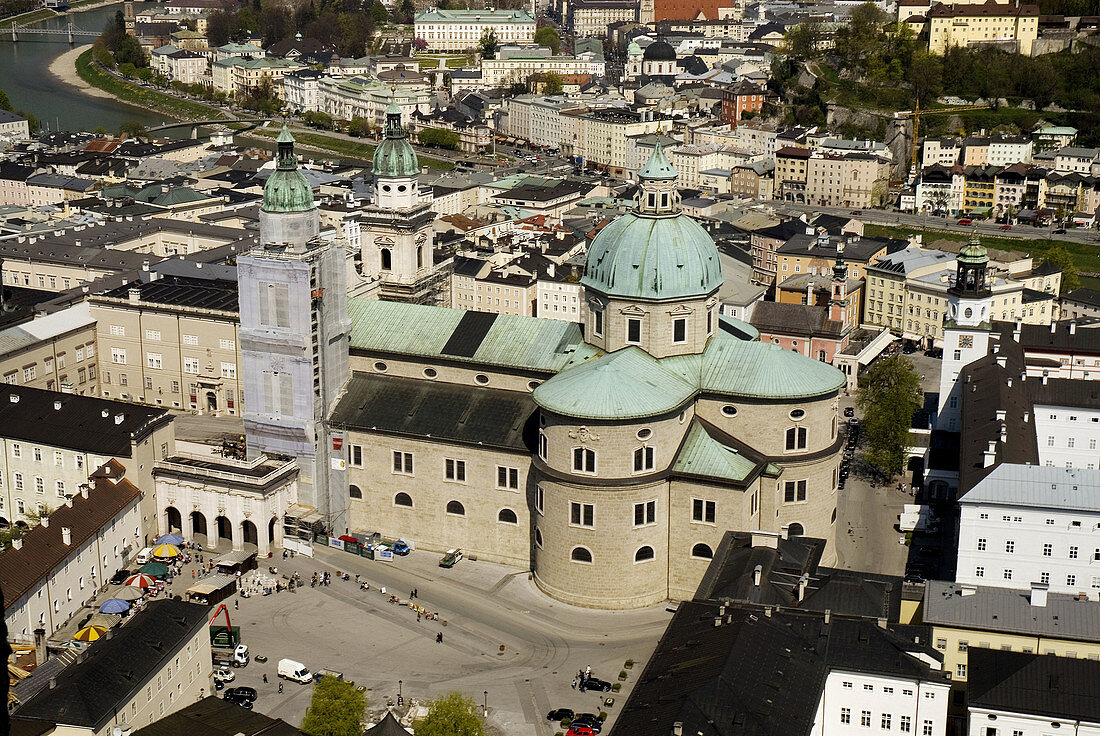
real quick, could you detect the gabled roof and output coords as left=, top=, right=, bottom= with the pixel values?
left=967, top=648, right=1100, bottom=722
left=671, top=421, right=758, bottom=482
left=130, top=696, right=304, bottom=736
left=365, top=711, right=412, bottom=736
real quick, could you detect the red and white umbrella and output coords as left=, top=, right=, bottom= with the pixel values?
left=125, top=573, right=156, bottom=588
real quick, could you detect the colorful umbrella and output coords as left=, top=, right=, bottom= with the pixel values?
left=156, top=533, right=184, bottom=545
left=73, top=625, right=106, bottom=642
left=139, top=562, right=170, bottom=578
left=113, top=586, right=143, bottom=601
left=152, top=543, right=181, bottom=559
left=99, top=598, right=130, bottom=614
left=125, top=573, right=156, bottom=588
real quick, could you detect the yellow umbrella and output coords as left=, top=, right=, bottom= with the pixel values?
left=152, top=543, right=180, bottom=559
left=73, top=625, right=106, bottom=642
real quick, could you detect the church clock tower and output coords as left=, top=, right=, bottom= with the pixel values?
left=937, top=233, right=993, bottom=431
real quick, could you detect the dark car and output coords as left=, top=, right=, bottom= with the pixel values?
left=109, top=569, right=130, bottom=585
left=547, top=708, right=575, bottom=722
left=224, top=691, right=254, bottom=709
left=572, top=714, right=603, bottom=732
left=1054, top=227, right=1067, bottom=234
left=583, top=677, right=613, bottom=692
left=225, top=687, right=257, bottom=702
left=843, top=407, right=855, bottom=418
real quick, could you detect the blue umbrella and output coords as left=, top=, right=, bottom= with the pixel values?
left=156, top=533, right=184, bottom=545
left=99, top=598, right=130, bottom=614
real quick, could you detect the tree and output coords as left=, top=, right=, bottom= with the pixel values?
left=856, top=355, right=922, bottom=479
left=0, top=89, right=11, bottom=112
left=414, top=692, right=484, bottom=736
left=1040, top=244, right=1079, bottom=294
left=479, top=28, right=498, bottom=59
left=114, top=34, right=147, bottom=67
left=534, top=25, right=560, bottom=54
left=347, top=116, right=372, bottom=137
left=784, top=21, right=824, bottom=62
left=907, top=51, right=943, bottom=107
left=542, top=72, right=564, bottom=94
left=119, top=120, right=149, bottom=139
left=369, top=0, right=388, bottom=23
left=399, top=0, right=415, bottom=22
left=206, top=10, right=239, bottom=47
left=417, top=127, right=460, bottom=149
left=301, top=676, right=366, bottom=736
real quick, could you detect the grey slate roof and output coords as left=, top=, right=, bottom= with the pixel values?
left=967, top=648, right=1100, bottom=722
left=130, top=696, right=304, bottom=736
left=961, top=464, right=1100, bottom=511
left=922, top=580, right=1100, bottom=641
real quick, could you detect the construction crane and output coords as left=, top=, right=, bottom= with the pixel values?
left=894, top=100, right=992, bottom=179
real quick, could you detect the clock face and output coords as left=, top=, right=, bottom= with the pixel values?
left=959, top=335, right=974, bottom=349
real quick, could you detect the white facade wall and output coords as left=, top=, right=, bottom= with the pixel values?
left=481, top=57, right=606, bottom=87
left=536, top=279, right=583, bottom=322
left=283, top=74, right=321, bottom=112
left=956, top=499, right=1100, bottom=596
left=415, top=14, right=536, bottom=51
left=1034, top=404, right=1100, bottom=469
left=968, top=707, right=1100, bottom=736
left=810, top=670, right=951, bottom=736
left=987, top=141, right=1033, bottom=167
left=4, top=491, right=142, bottom=642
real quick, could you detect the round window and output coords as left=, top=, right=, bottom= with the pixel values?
left=528, top=380, right=541, bottom=391
left=721, top=405, right=737, bottom=417
left=474, top=373, right=489, bottom=385
left=382, top=184, right=391, bottom=192
left=790, top=409, right=806, bottom=420
left=397, top=185, right=407, bottom=192
left=964, top=307, right=973, bottom=319
left=374, top=361, right=387, bottom=372
left=636, top=428, right=652, bottom=441
left=679, top=411, right=686, bottom=424
left=423, top=367, right=437, bottom=378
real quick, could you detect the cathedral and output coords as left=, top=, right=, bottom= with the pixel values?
left=243, top=118, right=847, bottom=610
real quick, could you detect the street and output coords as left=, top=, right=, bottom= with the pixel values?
left=204, top=547, right=670, bottom=735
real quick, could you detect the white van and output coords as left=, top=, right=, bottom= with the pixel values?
left=278, top=658, right=312, bottom=684
left=135, top=547, right=153, bottom=565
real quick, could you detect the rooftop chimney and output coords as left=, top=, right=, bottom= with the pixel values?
left=673, top=723, right=683, bottom=736
left=753, top=564, right=763, bottom=586
left=1051, top=322, right=1057, bottom=334
left=1030, top=583, right=1049, bottom=607
left=797, top=573, right=809, bottom=602
left=995, top=409, right=1006, bottom=421
left=9, top=394, right=18, bottom=403
left=48, top=677, right=57, bottom=690
left=114, top=414, right=124, bottom=425
left=12, top=538, right=22, bottom=549
left=62, top=527, right=71, bottom=545
left=1070, top=321, right=1077, bottom=336
left=40, top=515, right=49, bottom=528
left=996, top=356, right=1007, bottom=368
left=34, top=628, right=46, bottom=664
left=983, top=441, right=997, bottom=468
left=54, top=400, right=62, bottom=411
left=1042, top=374, right=1049, bottom=385
left=824, top=609, right=831, bottom=624
left=128, top=287, right=140, bottom=303
left=80, top=484, right=89, bottom=499
left=751, top=530, right=779, bottom=549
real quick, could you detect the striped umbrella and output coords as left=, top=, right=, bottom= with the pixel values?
left=113, top=586, right=143, bottom=601
left=152, top=544, right=181, bottom=560
left=73, top=625, right=106, bottom=642
left=125, top=573, right=156, bottom=588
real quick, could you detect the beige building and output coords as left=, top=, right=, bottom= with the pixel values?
left=562, top=107, right=671, bottom=177
left=804, top=152, right=891, bottom=208
left=0, top=304, right=99, bottom=395
left=924, top=1, right=1040, bottom=55
left=211, top=55, right=306, bottom=97
left=414, top=7, right=536, bottom=52
left=332, top=145, right=846, bottom=609
left=480, top=53, right=606, bottom=88
left=567, top=0, right=637, bottom=37
left=89, top=270, right=243, bottom=416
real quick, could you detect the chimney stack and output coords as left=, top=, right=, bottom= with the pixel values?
left=753, top=564, right=763, bottom=586
left=33, top=628, right=46, bottom=664
left=1030, top=582, right=1049, bottom=607
left=62, top=527, right=71, bottom=545
left=12, top=538, right=22, bottom=549
left=797, top=573, right=809, bottom=602
left=40, top=515, right=49, bottom=528
left=1070, top=321, right=1077, bottom=336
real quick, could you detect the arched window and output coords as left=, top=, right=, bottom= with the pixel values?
left=571, top=546, right=592, bottom=563
left=535, top=527, right=543, bottom=547
left=635, top=545, right=655, bottom=562
left=394, top=492, right=412, bottom=507
left=572, top=447, right=596, bottom=474
left=692, top=543, right=713, bottom=559
left=788, top=522, right=805, bottom=537
left=380, top=248, right=392, bottom=271
left=349, top=484, right=362, bottom=499
left=633, top=446, right=655, bottom=472
left=785, top=426, right=808, bottom=451
left=446, top=500, right=465, bottom=516
left=417, top=245, right=424, bottom=269
left=498, top=508, right=518, bottom=524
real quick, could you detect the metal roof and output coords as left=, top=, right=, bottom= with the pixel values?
left=960, top=464, right=1100, bottom=511
left=922, top=580, right=1100, bottom=641
left=671, top=422, right=757, bottom=482
left=533, top=346, right=695, bottom=420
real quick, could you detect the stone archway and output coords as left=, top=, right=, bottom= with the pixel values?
left=190, top=511, right=208, bottom=542
left=215, top=515, right=233, bottom=550
left=241, top=520, right=258, bottom=550
left=268, top=516, right=277, bottom=544
left=165, top=507, right=182, bottom=534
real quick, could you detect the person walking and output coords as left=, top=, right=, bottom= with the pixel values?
left=436, top=632, right=443, bottom=643
left=263, top=674, right=268, bottom=684
left=417, top=611, right=422, bottom=622
left=278, top=683, right=283, bottom=694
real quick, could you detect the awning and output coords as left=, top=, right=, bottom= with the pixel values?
left=214, top=550, right=254, bottom=566
left=187, top=574, right=237, bottom=596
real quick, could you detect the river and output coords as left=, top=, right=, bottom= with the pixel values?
left=0, top=3, right=164, bottom=132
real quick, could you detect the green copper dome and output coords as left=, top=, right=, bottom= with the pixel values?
left=958, top=232, right=989, bottom=264
left=581, top=143, right=723, bottom=301
left=373, top=101, right=419, bottom=178
left=262, top=126, right=314, bottom=213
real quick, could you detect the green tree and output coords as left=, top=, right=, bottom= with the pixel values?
left=417, top=127, right=460, bottom=149
left=347, top=116, right=372, bottom=136
left=856, top=355, right=922, bottom=479
left=414, top=692, right=484, bottom=736
left=542, top=71, right=564, bottom=94
left=1041, top=244, right=1079, bottom=294
left=119, top=120, right=149, bottom=139
left=907, top=51, right=942, bottom=107
left=370, top=0, right=388, bottom=23
left=534, top=25, right=560, bottom=54
left=301, top=677, right=366, bottom=736
left=0, top=89, right=11, bottom=112
left=784, top=21, right=824, bottom=61
left=479, top=28, right=498, bottom=59
left=114, top=34, right=147, bottom=67
left=399, top=0, right=415, bottom=21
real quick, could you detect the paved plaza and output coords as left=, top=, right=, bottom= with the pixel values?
left=173, top=545, right=670, bottom=734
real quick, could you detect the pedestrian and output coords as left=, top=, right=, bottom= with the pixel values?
left=278, top=683, right=283, bottom=694
left=571, top=678, right=577, bottom=690
left=436, top=632, right=443, bottom=643
left=411, top=589, right=415, bottom=599
left=234, top=600, right=238, bottom=610
left=192, top=570, right=195, bottom=579
left=417, top=611, right=421, bottom=622
left=585, top=665, right=591, bottom=676
left=414, top=588, right=418, bottom=598
left=263, top=674, right=268, bottom=684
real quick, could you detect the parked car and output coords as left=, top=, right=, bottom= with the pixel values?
left=109, top=569, right=130, bottom=585
left=567, top=727, right=596, bottom=736
left=225, top=687, right=257, bottom=702
left=583, top=676, right=613, bottom=692
left=393, top=540, right=411, bottom=556
left=440, top=548, right=463, bottom=568
left=224, top=690, right=254, bottom=709
left=547, top=709, right=575, bottom=722
left=999, top=224, right=1012, bottom=230
left=1054, top=227, right=1067, bottom=234
left=214, top=668, right=235, bottom=683
left=572, top=714, right=603, bottom=732
left=957, top=218, right=972, bottom=226
left=843, top=407, right=855, bottom=417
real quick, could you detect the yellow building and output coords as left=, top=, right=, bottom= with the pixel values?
left=925, top=1, right=1039, bottom=56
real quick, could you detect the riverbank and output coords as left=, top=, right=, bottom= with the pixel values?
left=48, top=45, right=113, bottom=100
left=6, top=0, right=119, bottom=28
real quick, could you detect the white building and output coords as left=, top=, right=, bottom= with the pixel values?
left=481, top=52, right=606, bottom=88
left=811, top=668, right=951, bottom=736
left=536, top=269, right=584, bottom=322
left=282, top=69, right=325, bottom=113
left=319, top=76, right=431, bottom=126
left=1, top=470, right=142, bottom=643
left=414, top=8, right=536, bottom=52
left=966, top=648, right=1100, bottom=736
left=956, top=464, right=1100, bottom=596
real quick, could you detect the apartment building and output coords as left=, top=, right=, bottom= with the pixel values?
left=0, top=303, right=98, bottom=395
left=319, top=75, right=432, bottom=126
left=211, top=55, right=306, bottom=97
left=567, top=0, right=636, bottom=36
left=776, top=232, right=895, bottom=285
left=13, top=600, right=212, bottom=735
left=481, top=52, right=606, bottom=88
left=0, top=384, right=172, bottom=529
left=414, top=8, right=536, bottom=52
left=1, top=472, right=141, bottom=640
left=88, top=270, right=243, bottom=416
left=562, top=107, right=670, bottom=176
left=924, top=1, right=1040, bottom=55
left=450, top=256, right=538, bottom=317
left=775, top=146, right=811, bottom=202
left=150, top=45, right=207, bottom=85
left=804, top=152, right=891, bottom=209
left=730, top=159, right=774, bottom=199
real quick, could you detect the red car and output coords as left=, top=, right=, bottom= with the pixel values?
left=999, top=224, right=1012, bottom=230
left=957, top=218, right=973, bottom=226
left=567, top=728, right=596, bottom=736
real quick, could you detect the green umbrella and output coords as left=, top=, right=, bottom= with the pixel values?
left=139, top=561, right=170, bottom=578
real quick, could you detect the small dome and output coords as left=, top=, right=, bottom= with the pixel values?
left=643, top=40, right=676, bottom=61
left=373, top=102, right=419, bottom=179
left=627, top=41, right=642, bottom=56
left=958, top=232, right=988, bottom=264
left=262, top=127, right=314, bottom=213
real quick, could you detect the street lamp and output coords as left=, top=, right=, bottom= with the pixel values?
left=398, top=680, right=403, bottom=706
left=483, top=691, right=488, bottom=718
